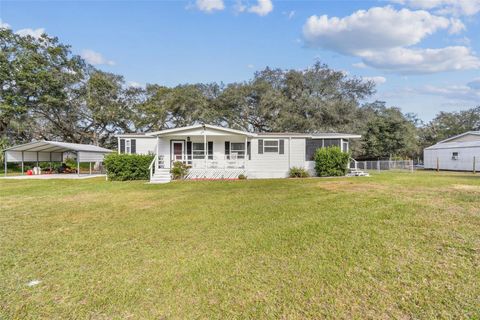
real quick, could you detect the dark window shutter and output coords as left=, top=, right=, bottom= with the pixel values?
left=187, top=141, right=192, bottom=159
left=247, top=141, right=251, bottom=160
left=279, top=139, right=284, bottom=154
left=225, top=141, right=230, bottom=157
left=120, top=139, right=125, bottom=153
left=131, top=139, right=136, bottom=154
left=208, top=141, right=213, bottom=160
left=258, top=139, right=263, bottom=154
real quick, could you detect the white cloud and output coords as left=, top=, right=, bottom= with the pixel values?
left=353, top=62, right=367, bottom=68
left=248, top=0, right=273, bottom=16
left=393, top=0, right=480, bottom=16
left=247, top=64, right=255, bottom=69
left=448, top=18, right=466, bottom=34
left=283, top=10, right=295, bottom=19
left=416, top=82, right=480, bottom=102
left=303, top=6, right=451, bottom=54
left=195, top=0, right=224, bottom=12
left=127, top=81, right=144, bottom=88
left=361, top=46, right=480, bottom=74
left=15, top=28, right=45, bottom=39
left=0, top=19, right=10, bottom=29
left=81, top=49, right=115, bottom=66
left=234, top=0, right=246, bottom=13
left=302, top=6, right=478, bottom=74
left=363, top=76, right=387, bottom=85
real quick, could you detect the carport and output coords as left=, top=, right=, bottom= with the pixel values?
left=3, top=141, right=112, bottom=176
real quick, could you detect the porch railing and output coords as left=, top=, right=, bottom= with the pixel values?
left=149, top=144, right=165, bottom=180
left=170, top=154, right=246, bottom=169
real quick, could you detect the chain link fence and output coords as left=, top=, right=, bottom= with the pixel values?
left=351, top=159, right=416, bottom=172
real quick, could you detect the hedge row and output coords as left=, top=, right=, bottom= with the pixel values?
left=104, top=153, right=154, bottom=181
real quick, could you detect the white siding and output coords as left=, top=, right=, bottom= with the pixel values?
left=78, top=151, right=108, bottom=163
left=6, top=151, right=62, bottom=162
left=247, top=137, right=306, bottom=178
left=424, top=147, right=480, bottom=171
left=135, top=138, right=157, bottom=155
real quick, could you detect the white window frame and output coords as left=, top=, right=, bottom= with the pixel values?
left=125, top=139, right=131, bottom=154
left=192, top=142, right=205, bottom=159
left=263, top=139, right=279, bottom=153
left=231, top=142, right=246, bottom=159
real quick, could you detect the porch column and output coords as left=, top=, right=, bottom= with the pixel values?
left=3, top=151, right=6, bottom=177
left=244, top=136, right=247, bottom=170
left=288, top=137, right=291, bottom=169
left=156, top=136, right=159, bottom=169
left=77, top=152, right=80, bottom=176
left=204, top=129, right=207, bottom=169
left=21, top=151, right=24, bottom=175
left=117, top=137, right=120, bottom=154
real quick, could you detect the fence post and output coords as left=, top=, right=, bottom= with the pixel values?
left=377, top=160, right=380, bottom=171
left=410, top=159, right=414, bottom=173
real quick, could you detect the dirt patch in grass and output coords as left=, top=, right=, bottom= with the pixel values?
left=452, top=184, right=480, bottom=193
left=316, top=180, right=387, bottom=193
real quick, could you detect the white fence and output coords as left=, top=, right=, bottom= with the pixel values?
left=351, top=160, right=415, bottom=172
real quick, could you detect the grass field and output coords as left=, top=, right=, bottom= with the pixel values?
left=1, top=171, right=479, bottom=319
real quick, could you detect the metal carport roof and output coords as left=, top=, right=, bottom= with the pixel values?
left=3, top=141, right=112, bottom=153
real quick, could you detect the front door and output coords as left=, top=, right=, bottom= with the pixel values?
left=172, top=141, right=184, bottom=163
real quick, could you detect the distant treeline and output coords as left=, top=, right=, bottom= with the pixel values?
left=1, top=27, right=479, bottom=160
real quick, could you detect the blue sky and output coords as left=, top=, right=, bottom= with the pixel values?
left=1, top=0, right=480, bottom=120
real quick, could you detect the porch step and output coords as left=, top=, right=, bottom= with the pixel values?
left=150, top=168, right=171, bottom=183
left=347, top=168, right=370, bottom=177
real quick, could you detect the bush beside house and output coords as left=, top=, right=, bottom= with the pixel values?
left=289, top=167, right=309, bottom=178
left=314, top=146, right=350, bottom=177
left=104, top=153, right=154, bottom=181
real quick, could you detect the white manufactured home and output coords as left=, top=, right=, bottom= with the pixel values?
left=424, top=131, right=480, bottom=172
left=115, top=124, right=360, bottom=183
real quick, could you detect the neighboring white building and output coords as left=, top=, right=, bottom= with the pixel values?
left=115, top=124, right=360, bottom=183
left=424, top=131, right=480, bottom=172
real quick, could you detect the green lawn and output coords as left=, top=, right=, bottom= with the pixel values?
left=1, top=171, right=479, bottom=319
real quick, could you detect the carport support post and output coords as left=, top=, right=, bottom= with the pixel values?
left=77, top=153, right=80, bottom=176
left=474, top=156, right=476, bottom=174
left=89, top=162, right=92, bottom=175
left=436, top=157, right=439, bottom=172
left=21, top=151, right=24, bottom=175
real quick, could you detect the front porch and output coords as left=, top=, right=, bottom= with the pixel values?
left=148, top=124, right=254, bottom=182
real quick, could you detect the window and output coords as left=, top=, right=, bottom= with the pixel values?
left=264, top=139, right=279, bottom=153
left=125, top=139, right=131, bottom=154
left=452, top=152, right=459, bottom=160
left=231, top=143, right=246, bottom=159
left=192, top=143, right=205, bottom=159
left=192, top=142, right=213, bottom=159
left=342, top=141, right=349, bottom=152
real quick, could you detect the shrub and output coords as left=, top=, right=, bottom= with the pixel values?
left=170, top=161, right=189, bottom=180
left=314, top=146, right=350, bottom=177
left=238, top=174, right=247, bottom=180
left=289, top=166, right=309, bottom=178
left=104, top=153, right=154, bottom=181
